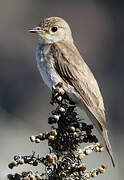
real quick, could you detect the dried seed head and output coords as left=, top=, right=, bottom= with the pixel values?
left=71, top=163, right=76, bottom=168
left=48, top=117, right=57, bottom=124
left=101, top=164, right=108, bottom=169
left=72, top=132, right=78, bottom=138
left=28, top=161, right=33, bottom=165
left=30, top=136, right=36, bottom=142
left=99, top=167, right=105, bottom=174
left=99, top=144, right=104, bottom=152
left=51, top=130, right=57, bottom=136
left=53, top=155, right=57, bottom=162
left=54, top=87, right=60, bottom=93
left=47, top=154, right=52, bottom=160
left=49, top=156, right=57, bottom=164
left=57, top=96, right=62, bottom=101
left=49, top=135, right=55, bottom=141
left=69, top=126, right=75, bottom=132
left=99, top=144, right=104, bottom=148
left=33, top=160, right=38, bottom=166
left=30, top=175, right=35, bottom=180
left=38, top=133, right=43, bottom=139
left=59, top=88, right=65, bottom=95
left=79, top=153, right=85, bottom=160
left=59, top=107, right=65, bottom=112
left=56, top=82, right=63, bottom=88
left=35, top=138, right=41, bottom=143
left=99, top=147, right=104, bottom=152
left=91, top=172, right=97, bottom=178
left=70, top=164, right=76, bottom=173
left=85, top=149, right=92, bottom=155
left=50, top=158, right=55, bottom=164
left=53, top=115, right=60, bottom=121
left=7, top=174, right=13, bottom=180
left=47, top=154, right=56, bottom=163
left=22, top=172, right=28, bottom=177
left=8, top=161, right=17, bottom=169
left=81, top=164, right=87, bottom=173
left=95, top=146, right=100, bottom=152
left=84, top=173, right=90, bottom=179
left=19, top=159, right=24, bottom=164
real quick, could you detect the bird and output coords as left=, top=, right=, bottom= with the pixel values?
left=29, top=16, right=115, bottom=167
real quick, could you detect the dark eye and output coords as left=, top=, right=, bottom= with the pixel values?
left=36, top=27, right=41, bottom=30
left=51, top=27, right=58, bottom=32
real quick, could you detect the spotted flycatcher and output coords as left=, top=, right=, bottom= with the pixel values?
left=29, top=17, right=115, bottom=166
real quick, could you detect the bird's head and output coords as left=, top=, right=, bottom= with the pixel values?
left=29, top=17, right=73, bottom=44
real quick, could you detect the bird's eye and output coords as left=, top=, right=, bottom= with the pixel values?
left=51, top=27, right=58, bottom=32
left=36, top=27, right=41, bottom=30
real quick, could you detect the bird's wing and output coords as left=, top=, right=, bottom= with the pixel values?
left=50, top=42, right=106, bottom=128
left=50, top=42, right=116, bottom=167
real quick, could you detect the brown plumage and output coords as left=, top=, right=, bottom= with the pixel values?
left=29, top=17, right=115, bottom=167
left=50, top=42, right=115, bottom=167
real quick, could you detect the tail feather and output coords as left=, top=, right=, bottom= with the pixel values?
left=78, top=98, right=115, bottom=166
left=102, top=129, right=115, bottom=167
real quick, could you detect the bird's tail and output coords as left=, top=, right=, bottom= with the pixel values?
left=78, top=98, right=115, bottom=166
left=102, top=128, right=115, bottom=167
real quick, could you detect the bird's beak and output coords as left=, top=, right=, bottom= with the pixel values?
left=28, top=27, right=43, bottom=33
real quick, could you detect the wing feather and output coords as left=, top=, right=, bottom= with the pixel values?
left=50, top=42, right=106, bottom=127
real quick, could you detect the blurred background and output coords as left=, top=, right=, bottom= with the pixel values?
left=0, top=0, right=123, bottom=179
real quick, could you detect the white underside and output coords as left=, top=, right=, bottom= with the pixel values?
left=36, top=45, right=60, bottom=89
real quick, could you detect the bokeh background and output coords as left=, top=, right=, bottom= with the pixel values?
left=0, top=0, right=123, bottom=179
